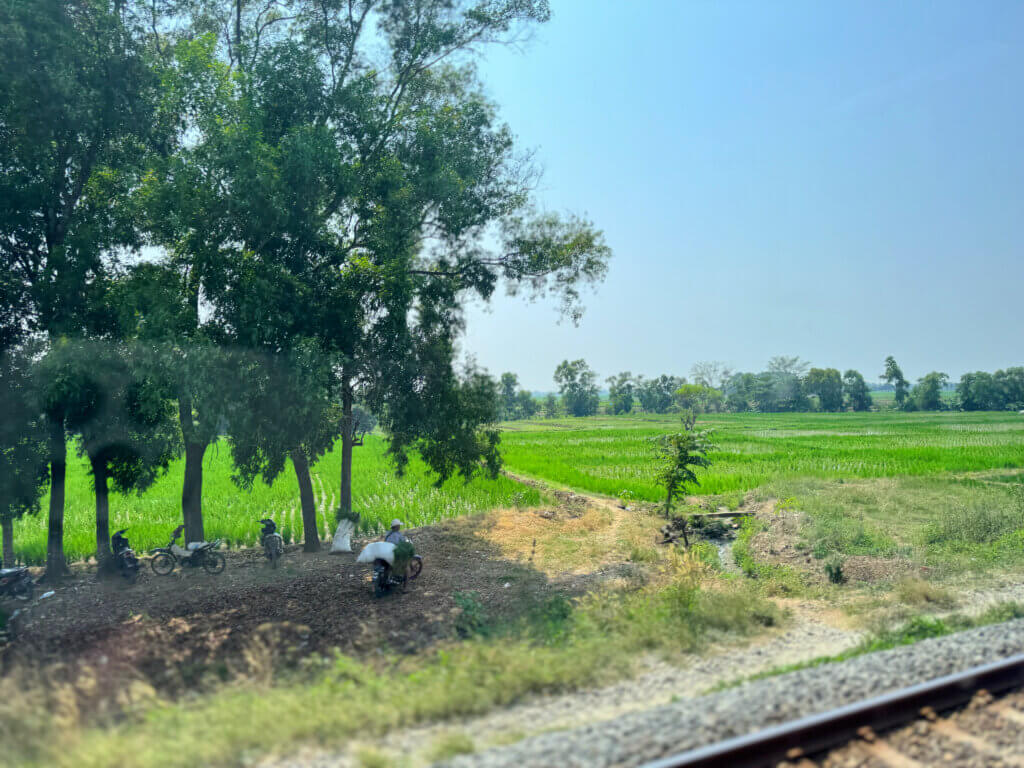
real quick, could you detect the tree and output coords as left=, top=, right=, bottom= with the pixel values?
left=499, top=373, right=520, bottom=420
left=637, top=375, right=684, bottom=414
left=1, top=0, right=164, bottom=576
left=543, top=393, right=559, bottom=418
left=690, top=361, right=733, bottom=390
left=994, top=368, right=1024, bottom=411
left=0, top=346, right=49, bottom=566
left=842, top=369, right=873, bottom=411
left=912, top=372, right=949, bottom=411
left=606, top=372, right=635, bottom=415
left=805, top=368, right=844, bottom=412
left=882, top=356, right=909, bottom=409
left=148, top=0, right=610, bottom=530
left=74, top=342, right=179, bottom=563
left=767, top=356, right=810, bottom=377
left=554, top=360, right=600, bottom=417
left=674, top=383, right=723, bottom=414
left=514, top=390, right=539, bottom=420
left=650, top=412, right=715, bottom=545
left=228, top=345, right=340, bottom=552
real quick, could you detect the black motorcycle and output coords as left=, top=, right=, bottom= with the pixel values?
left=372, top=553, right=423, bottom=597
left=111, top=528, right=141, bottom=583
left=0, top=566, right=34, bottom=601
left=258, top=519, right=284, bottom=568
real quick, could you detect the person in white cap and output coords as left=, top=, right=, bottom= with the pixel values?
left=384, top=519, right=408, bottom=545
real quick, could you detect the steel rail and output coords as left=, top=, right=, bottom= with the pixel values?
left=641, top=651, right=1024, bottom=768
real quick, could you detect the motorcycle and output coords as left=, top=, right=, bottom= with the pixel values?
left=372, top=549, right=423, bottom=598
left=258, top=518, right=284, bottom=568
left=0, top=566, right=34, bottom=601
left=111, top=528, right=141, bottom=584
left=149, top=525, right=226, bottom=576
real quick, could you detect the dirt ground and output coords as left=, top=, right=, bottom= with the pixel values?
left=0, top=492, right=658, bottom=721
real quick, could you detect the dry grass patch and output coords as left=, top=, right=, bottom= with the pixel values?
left=476, top=503, right=662, bottom=575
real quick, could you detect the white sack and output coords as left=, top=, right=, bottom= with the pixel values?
left=356, top=541, right=395, bottom=564
left=330, top=519, right=356, bottom=553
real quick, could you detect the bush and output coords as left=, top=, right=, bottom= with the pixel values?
left=454, top=591, right=491, bottom=638
left=824, top=556, right=845, bottom=584
left=392, top=540, right=416, bottom=574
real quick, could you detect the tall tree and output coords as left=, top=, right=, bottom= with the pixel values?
left=882, top=356, right=909, bottom=409
left=912, top=371, right=949, bottom=411
left=554, top=359, right=600, bottom=417
left=842, top=369, right=873, bottom=411
left=805, top=368, right=844, bottom=412
left=1, top=0, right=163, bottom=575
left=767, top=355, right=810, bottom=377
left=228, top=345, right=341, bottom=552
left=606, top=372, right=635, bottom=415
left=0, top=346, right=49, bottom=566
left=636, top=375, right=684, bottom=414
left=73, top=342, right=179, bottom=563
left=690, top=361, right=733, bottom=390
left=499, top=373, right=520, bottom=420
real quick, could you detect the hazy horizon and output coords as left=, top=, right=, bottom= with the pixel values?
left=457, top=0, right=1024, bottom=391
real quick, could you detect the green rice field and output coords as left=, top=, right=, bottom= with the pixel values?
left=12, top=410, right=1024, bottom=565
left=500, top=411, right=1024, bottom=500
left=11, top=436, right=542, bottom=564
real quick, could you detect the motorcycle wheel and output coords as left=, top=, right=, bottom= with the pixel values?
left=373, top=568, right=390, bottom=598
left=14, top=580, right=33, bottom=600
left=151, top=553, right=176, bottom=576
left=203, top=551, right=226, bottom=574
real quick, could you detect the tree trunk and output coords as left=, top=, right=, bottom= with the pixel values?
left=179, top=394, right=206, bottom=544
left=45, top=420, right=68, bottom=578
left=182, top=441, right=207, bottom=544
left=92, top=455, right=111, bottom=565
left=291, top=448, right=320, bottom=552
left=2, top=517, right=14, bottom=567
left=340, top=378, right=354, bottom=520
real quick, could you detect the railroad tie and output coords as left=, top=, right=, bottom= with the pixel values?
left=991, top=700, right=1024, bottom=727
left=930, top=718, right=1024, bottom=767
left=859, top=739, right=925, bottom=768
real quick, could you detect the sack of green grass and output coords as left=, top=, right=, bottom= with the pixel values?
left=392, top=540, right=416, bottom=573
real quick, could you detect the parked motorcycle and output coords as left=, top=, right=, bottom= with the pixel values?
left=258, top=518, right=284, bottom=568
left=150, top=525, right=225, bottom=576
left=111, top=528, right=141, bottom=583
left=0, top=566, right=34, bottom=601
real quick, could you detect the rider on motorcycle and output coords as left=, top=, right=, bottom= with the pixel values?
left=384, top=519, right=409, bottom=545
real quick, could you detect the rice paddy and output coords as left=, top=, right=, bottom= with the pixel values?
left=499, top=411, right=1024, bottom=500
left=12, top=410, right=1024, bottom=565
left=11, top=436, right=543, bottom=564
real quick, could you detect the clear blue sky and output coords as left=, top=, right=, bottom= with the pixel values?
left=459, top=0, right=1024, bottom=391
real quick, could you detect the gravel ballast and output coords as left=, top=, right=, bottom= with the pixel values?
left=439, top=619, right=1024, bottom=768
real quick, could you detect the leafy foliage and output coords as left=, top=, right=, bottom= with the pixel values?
left=650, top=413, right=715, bottom=525
left=554, top=359, right=600, bottom=417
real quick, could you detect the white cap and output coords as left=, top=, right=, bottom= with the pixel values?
left=391, top=519, right=403, bottom=528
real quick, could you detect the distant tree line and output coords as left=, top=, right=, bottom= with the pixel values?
left=493, top=355, right=1024, bottom=420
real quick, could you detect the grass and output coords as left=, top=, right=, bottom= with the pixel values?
left=2, top=548, right=779, bottom=768
left=500, top=411, right=1024, bottom=499
left=716, top=601, right=1024, bottom=691
left=11, top=435, right=544, bottom=564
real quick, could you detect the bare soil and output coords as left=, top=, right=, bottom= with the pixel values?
left=1, top=515, right=589, bottom=705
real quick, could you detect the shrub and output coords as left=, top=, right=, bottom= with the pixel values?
left=824, top=556, right=845, bottom=584
left=924, top=495, right=1024, bottom=546
left=895, top=576, right=955, bottom=608
left=454, top=591, right=491, bottom=638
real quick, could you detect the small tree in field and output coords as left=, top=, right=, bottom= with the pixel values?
left=651, top=412, right=715, bottom=547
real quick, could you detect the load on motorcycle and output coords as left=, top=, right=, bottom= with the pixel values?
left=149, top=524, right=226, bottom=576
left=258, top=518, right=284, bottom=567
left=356, top=519, right=423, bottom=597
left=111, top=528, right=141, bottom=583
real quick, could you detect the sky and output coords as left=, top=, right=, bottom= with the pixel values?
left=457, top=0, right=1024, bottom=391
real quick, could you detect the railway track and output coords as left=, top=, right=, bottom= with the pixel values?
left=643, top=653, right=1024, bottom=768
